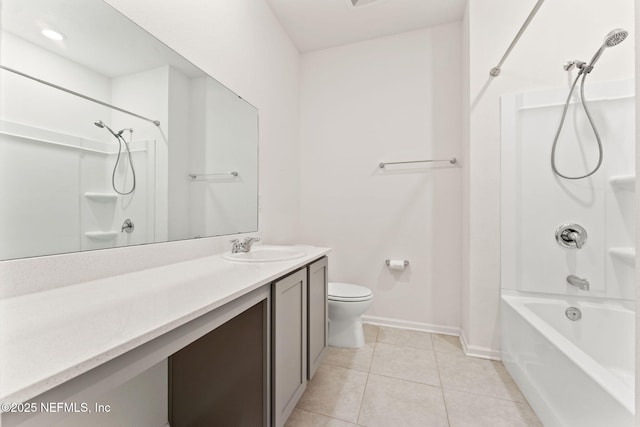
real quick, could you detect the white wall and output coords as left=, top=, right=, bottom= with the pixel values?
left=464, top=0, right=635, bottom=357
left=299, top=23, right=463, bottom=331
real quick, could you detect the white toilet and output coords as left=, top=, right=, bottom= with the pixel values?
left=328, top=282, right=373, bottom=348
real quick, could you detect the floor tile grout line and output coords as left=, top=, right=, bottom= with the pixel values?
left=293, top=407, right=358, bottom=425
left=366, top=371, right=442, bottom=389
left=373, top=326, right=465, bottom=353
left=355, top=372, right=371, bottom=425
left=352, top=331, right=379, bottom=426
left=432, top=334, right=453, bottom=427
left=439, top=384, right=530, bottom=404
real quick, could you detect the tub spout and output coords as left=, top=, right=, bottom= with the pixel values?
left=567, top=275, right=590, bottom=291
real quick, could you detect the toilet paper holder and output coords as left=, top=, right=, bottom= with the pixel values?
left=385, top=259, right=410, bottom=267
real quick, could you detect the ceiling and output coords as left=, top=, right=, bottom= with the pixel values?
left=266, top=0, right=467, bottom=53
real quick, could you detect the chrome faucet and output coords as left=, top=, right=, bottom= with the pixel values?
left=567, top=275, right=590, bottom=291
left=231, top=237, right=261, bottom=253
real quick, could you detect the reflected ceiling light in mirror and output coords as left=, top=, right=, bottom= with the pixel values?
left=41, top=28, right=65, bottom=41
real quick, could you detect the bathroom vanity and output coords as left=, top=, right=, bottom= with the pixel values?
left=0, top=246, right=330, bottom=427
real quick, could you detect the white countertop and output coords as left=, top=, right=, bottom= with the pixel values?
left=0, top=245, right=330, bottom=403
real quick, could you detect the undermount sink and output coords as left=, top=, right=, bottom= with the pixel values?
left=223, top=245, right=307, bottom=262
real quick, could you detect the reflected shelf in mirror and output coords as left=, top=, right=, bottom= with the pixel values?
left=84, top=231, right=119, bottom=241
left=84, top=192, right=118, bottom=202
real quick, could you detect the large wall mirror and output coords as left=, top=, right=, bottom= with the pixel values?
left=0, top=0, right=259, bottom=260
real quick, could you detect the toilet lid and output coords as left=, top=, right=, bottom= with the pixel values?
left=328, top=282, right=373, bottom=302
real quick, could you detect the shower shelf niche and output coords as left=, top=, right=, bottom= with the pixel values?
left=85, top=231, right=118, bottom=241
left=84, top=192, right=118, bottom=202
left=608, top=247, right=635, bottom=265
left=609, top=175, right=635, bottom=191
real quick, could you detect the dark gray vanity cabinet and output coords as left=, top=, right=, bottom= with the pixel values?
left=307, top=257, right=328, bottom=379
left=169, top=256, right=328, bottom=427
left=168, top=300, right=268, bottom=427
left=272, top=268, right=307, bottom=427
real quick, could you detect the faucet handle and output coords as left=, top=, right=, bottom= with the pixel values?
left=555, top=224, right=587, bottom=249
left=242, top=237, right=261, bottom=251
left=230, top=239, right=243, bottom=253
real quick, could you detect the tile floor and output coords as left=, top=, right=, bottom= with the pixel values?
left=286, top=324, right=542, bottom=427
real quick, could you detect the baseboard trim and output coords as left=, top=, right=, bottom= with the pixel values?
left=361, top=315, right=502, bottom=360
left=459, top=330, right=501, bottom=361
left=361, top=315, right=460, bottom=336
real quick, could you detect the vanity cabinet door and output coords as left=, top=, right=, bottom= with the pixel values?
left=169, top=300, right=267, bottom=427
left=272, top=268, right=307, bottom=427
left=308, top=257, right=328, bottom=380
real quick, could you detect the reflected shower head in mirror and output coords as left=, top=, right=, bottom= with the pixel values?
left=94, top=119, right=121, bottom=138
left=93, top=120, right=136, bottom=195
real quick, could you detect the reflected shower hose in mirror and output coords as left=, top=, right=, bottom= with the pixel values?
left=94, top=120, right=136, bottom=195
left=551, top=28, right=628, bottom=180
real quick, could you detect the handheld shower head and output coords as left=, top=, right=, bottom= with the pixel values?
left=586, top=28, right=628, bottom=70
left=94, top=120, right=122, bottom=138
left=603, top=28, right=628, bottom=47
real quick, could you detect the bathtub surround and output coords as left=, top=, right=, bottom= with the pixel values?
left=501, top=80, right=635, bottom=301
left=485, top=0, right=636, bottom=424
left=463, top=0, right=635, bottom=356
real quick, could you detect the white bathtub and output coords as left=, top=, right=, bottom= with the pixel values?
left=501, top=292, right=635, bottom=427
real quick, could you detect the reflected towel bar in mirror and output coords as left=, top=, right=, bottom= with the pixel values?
left=379, top=158, right=457, bottom=168
left=189, top=171, right=239, bottom=180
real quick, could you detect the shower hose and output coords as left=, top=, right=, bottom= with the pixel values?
left=112, top=130, right=136, bottom=195
left=550, top=70, right=603, bottom=180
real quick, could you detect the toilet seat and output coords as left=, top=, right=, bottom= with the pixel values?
left=328, top=282, right=373, bottom=302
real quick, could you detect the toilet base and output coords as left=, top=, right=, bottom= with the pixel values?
left=328, top=317, right=365, bottom=348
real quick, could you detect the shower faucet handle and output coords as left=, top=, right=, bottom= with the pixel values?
left=121, top=218, right=134, bottom=233
left=555, top=223, right=587, bottom=249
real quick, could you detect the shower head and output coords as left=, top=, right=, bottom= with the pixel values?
left=94, top=120, right=123, bottom=138
left=603, top=28, right=628, bottom=47
left=586, top=28, right=628, bottom=70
